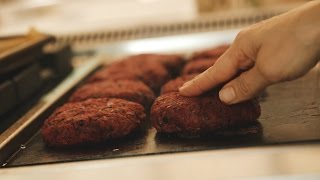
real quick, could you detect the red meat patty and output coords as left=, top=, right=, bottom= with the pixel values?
left=151, top=91, right=260, bottom=135
left=42, top=98, right=146, bottom=147
left=69, top=80, right=155, bottom=109
left=161, top=74, right=197, bottom=94
left=182, top=58, right=217, bottom=75
left=127, top=54, right=186, bottom=76
left=191, top=45, right=230, bottom=60
left=88, top=58, right=171, bottom=92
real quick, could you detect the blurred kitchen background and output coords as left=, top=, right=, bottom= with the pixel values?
left=0, top=0, right=309, bottom=37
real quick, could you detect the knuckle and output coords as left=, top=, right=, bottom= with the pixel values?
left=235, top=29, right=249, bottom=43
left=277, top=68, right=297, bottom=81
left=259, top=68, right=285, bottom=84
left=266, top=73, right=283, bottom=83
left=232, top=30, right=255, bottom=62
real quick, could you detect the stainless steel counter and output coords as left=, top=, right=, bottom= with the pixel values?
left=1, top=143, right=320, bottom=179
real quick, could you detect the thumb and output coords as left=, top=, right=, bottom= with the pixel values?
left=219, top=66, right=271, bottom=104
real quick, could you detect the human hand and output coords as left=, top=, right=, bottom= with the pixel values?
left=179, top=1, right=320, bottom=105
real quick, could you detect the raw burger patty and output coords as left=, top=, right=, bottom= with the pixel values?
left=182, top=58, right=217, bottom=75
left=127, top=54, right=186, bottom=76
left=69, top=80, right=155, bottom=109
left=88, top=58, right=171, bottom=92
left=161, top=74, right=197, bottom=94
left=151, top=91, right=261, bottom=135
left=191, top=45, right=230, bottom=60
left=42, top=98, right=146, bottom=147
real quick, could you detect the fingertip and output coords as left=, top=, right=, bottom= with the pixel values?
left=178, top=86, right=186, bottom=95
left=179, top=81, right=193, bottom=96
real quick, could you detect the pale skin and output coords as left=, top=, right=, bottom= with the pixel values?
left=179, top=1, right=320, bottom=105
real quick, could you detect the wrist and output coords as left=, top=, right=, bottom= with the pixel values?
left=293, top=1, right=320, bottom=48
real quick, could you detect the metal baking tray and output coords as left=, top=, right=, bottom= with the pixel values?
left=13, top=63, right=43, bottom=102
left=0, top=29, right=319, bottom=168
left=0, top=80, right=18, bottom=116
left=0, top=30, right=54, bottom=76
left=0, top=63, right=42, bottom=117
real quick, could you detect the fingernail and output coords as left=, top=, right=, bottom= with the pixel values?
left=180, top=81, right=191, bottom=89
left=219, top=87, right=236, bottom=104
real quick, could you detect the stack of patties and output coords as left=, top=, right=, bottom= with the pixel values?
left=42, top=54, right=186, bottom=147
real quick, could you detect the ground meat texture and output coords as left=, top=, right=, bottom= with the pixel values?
left=127, top=54, right=185, bottom=76
left=182, top=58, right=217, bottom=75
left=151, top=91, right=261, bottom=135
left=69, top=80, right=155, bottom=109
left=191, top=45, right=230, bottom=60
left=42, top=98, right=146, bottom=147
left=161, top=74, right=197, bottom=94
left=88, top=58, right=171, bottom=92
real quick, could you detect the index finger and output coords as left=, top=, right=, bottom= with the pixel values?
left=179, top=46, right=244, bottom=96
